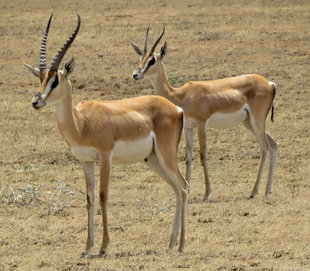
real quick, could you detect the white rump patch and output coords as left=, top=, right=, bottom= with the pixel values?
left=269, top=81, right=276, bottom=88
left=207, top=104, right=249, bottom=129
left=176, top=106, right=183, bottom=114
left=112, top=132, right=154, bottom=164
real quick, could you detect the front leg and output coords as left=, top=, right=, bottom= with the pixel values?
left=98, top=152, right=112, bottom=257
left=80, top=162, right=95, bottom=257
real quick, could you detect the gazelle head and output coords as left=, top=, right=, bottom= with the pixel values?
left=131, top=27, right=167, bottom=80
left=24, top=13, right=80, bottom=109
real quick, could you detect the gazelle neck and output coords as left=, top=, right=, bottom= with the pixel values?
left=55, top=80, right=82, bottom=145
left=148, top=62, right=183, bottom=107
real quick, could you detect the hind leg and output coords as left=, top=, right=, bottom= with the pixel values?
left=265, top=132, right=278, bottom=197
left=243, top=117, right=269, bottom=198
left=146, top=148, right=188, bottom=252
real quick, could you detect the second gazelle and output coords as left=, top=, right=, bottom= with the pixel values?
left=131, top=27, right=278, bottom=201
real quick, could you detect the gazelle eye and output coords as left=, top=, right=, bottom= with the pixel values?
left=51, top=75, right=59, bottom=89
left=149, top=57, right=155, bottom=66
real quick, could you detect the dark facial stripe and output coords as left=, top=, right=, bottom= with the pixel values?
left=139, top=53, right=152, bottom=68
left=43, top=74, right=59, bottom=98
left=143, top=56, right=156, bottom=73
left=148, top=57, right=155, bottom=66
left=51, top=74, right=59, bottom=90
left=39, top=70, right=57, bottom=95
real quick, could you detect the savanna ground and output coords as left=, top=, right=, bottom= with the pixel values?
left=0, top=0, right=310, bottom=270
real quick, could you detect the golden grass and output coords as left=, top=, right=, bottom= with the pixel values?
left=1, top=0, right=310, bottom=270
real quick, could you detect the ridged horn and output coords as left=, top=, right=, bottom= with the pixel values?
left=150, top=27, right=165, bottom=54
left=144, top=26, right=150, bottom=53
left=50, top=13, right=81, bottom=72
left=39, top=14, right=53, bottom=72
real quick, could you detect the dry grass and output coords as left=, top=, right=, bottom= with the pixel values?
left=1, top=0, right=310, bottom=270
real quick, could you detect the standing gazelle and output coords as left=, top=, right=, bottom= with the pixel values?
left=131, top=27, right=278, bottom=201
left=24, top=15, right=188, bottom=257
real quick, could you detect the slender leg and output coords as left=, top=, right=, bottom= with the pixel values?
left=80, top=161, right=95, bottom=257
left=243, top=117, right=269, bottom=198
left=197, top=125, right=211, bottom=201
left=98, top=153, right=111, bottom=257
left=250, top=141, right=268, bottom=198
left=185, top=128, right=194, bottom=192
left=265, top=132, right=278, bottom=197
left=170, top=166, right=187, bottom=252
left=179, top=187, right=188, bottom=252
left=150, top=113, right=188, bottom=252
left=146, top=149, right=188, bottom=252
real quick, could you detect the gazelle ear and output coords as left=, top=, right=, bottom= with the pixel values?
left=131, top=42, right=143, bottom=56
left=24, top=63, right=40, bottom=77
left=159, top=41, right=167, bottom=59
left=63, top=57, right=74, bottom=77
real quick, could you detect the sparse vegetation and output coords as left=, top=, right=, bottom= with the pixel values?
left=0, top=184, right=42, bottom=205
left=0, top=181, right=75, bottom=215
left=0, top=0, right=309, bottom=270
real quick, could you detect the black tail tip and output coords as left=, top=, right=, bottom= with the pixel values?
left=271, top=104, right=274, bottom=122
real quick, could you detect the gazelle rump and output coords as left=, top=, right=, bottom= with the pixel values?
left=131, top=27, right=278, bottom=201
left=25, top=15, right=188, bottom=257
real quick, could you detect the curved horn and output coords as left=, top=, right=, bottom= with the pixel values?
left=144, top=26, right=150, bottom=53
left=150, top=27, right=165, bottom=54
left=50, top=13, right=81, bottom=72
left=39, top=13, right=53, bottom=72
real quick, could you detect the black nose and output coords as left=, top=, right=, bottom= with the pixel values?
left=133, top=74, right=138, bottom=80
left=32, top=101, right=38, bottom=107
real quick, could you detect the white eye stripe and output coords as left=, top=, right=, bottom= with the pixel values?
left=44, top=74, right=56, bottom=96
left=141, top=57, right=155, bottom=73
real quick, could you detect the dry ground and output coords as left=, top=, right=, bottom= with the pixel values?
left=1, top=0, right=310, bottom=270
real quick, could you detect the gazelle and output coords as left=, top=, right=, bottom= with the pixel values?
left=131, top=27, right=278, bottom=201
left=24, top=15, right=188, bottom=257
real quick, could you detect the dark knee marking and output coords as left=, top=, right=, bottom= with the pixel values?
left=86, top=195, right=92, bottom=209
left=99, top=192, right=107, bottom=203
left=200, top=152, right=206, bottom=164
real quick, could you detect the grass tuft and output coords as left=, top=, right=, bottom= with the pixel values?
left=0, top=181, right=75, bottom=215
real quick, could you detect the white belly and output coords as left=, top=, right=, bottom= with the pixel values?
left=71, top=146, right=101, bottom=162
left=70, top=133, right=154, bottom=164
left=112, top=132, right=154, bottom=164
left=207, top=104, right=249, bottom=129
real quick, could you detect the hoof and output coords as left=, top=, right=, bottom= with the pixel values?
left=98, top=249, right=108, bottom=258
left=80, top=251, right=89, bottom=258
left=178, top=245, right=186, bottom=252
